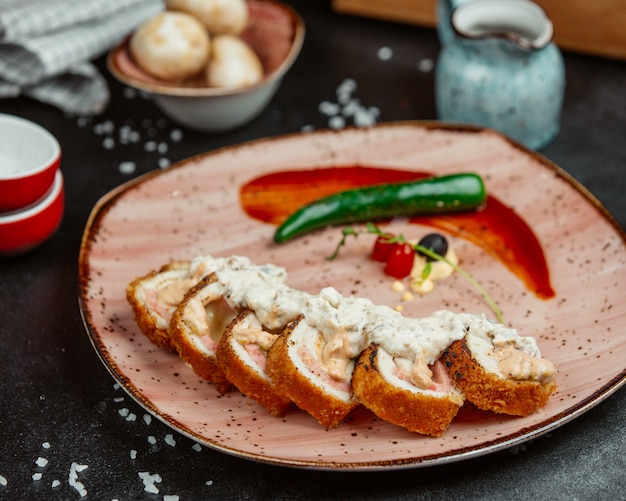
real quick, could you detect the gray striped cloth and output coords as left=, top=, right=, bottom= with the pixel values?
left=0, top=0, right=163, bottom=115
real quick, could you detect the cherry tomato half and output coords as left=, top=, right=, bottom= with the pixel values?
left=371, top=234, right=396, bottom=262
left=384, top=242, right=415, bottom=279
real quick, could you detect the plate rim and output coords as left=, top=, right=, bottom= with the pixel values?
left=77, top=121, right=626, bottom=471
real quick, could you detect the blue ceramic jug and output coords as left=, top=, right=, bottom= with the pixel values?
left=435, top=0, right=565, bottom=150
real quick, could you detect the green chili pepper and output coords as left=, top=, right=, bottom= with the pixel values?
left=273, top=173, right=486, bottom=243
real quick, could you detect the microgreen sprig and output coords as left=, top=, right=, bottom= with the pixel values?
left=413, top=243, right=504, bottom=324
left=326, top=222, right=401, bottom=261
left=326, top=222, right=504, bottom=324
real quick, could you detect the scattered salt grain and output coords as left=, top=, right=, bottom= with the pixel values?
left=119, top=161, right=136, bottom=175
left=337, top=78, right=357, bottom=104
left=52, top=479, right=60, bottom=488
left=0, top=475, right=6, bottom=486
left=94, top=120, right=114, bottom=135
left=143, top=414, right=152, bottom=425
left=113, top=383, right=120, bottom=390
left=192, top=443, right=202, bottom=452
left=103, top=137, right=115, bottom=150
left=35, top=457, right=48, bottom=468
left=158, top=158, right=170, bottom=169
left=123, top=87, right=137, bottom=99
left=32, top=472, right=42, bottom=481
left=113, top=397, right=124, bottom=403
left=138, top=471, right=162, bottom=494
left=319, top=78, right=380, bottom=129
left=148, top=436, right=157, bottom=445
left=377, top=46, right=393, bottom=61
left=157, top=142, right=168, bottom=154
left=170, top=129, right=183, bottom=142
left=144, top=140, right=157, bottom=152
left=125, top=412, right=137, bottom=422
left=69, top=462, right=88, bottom=498
left=118, top=408, right=130, bottom=418
left=119, top=126, right=141, bottom=144
left=341, top=98, right=362, bottom=117
left=164, top=434, right=176, bottom=447
left=164, top=496, right=180, bottom=501
left=42, top=442, right=51, bottom=449
left=301, top=124, right=314, bottom=132
left=353, top=107, right=379, bottom=127
left=318, top=101, right=340, bottom=116
left=130, top=449, right=137, bottom=460
left=417, top=57, right=434, bottom=72
left=206, top=480, right=213, bottom=486
left=328, top=115, right=346, bottom=129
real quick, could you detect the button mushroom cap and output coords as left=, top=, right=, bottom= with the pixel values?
left=166, top=0, right=249, bottom=35
left=130, top=11, right=211, bottom=82
left=206, top=34, right=264, bottom=89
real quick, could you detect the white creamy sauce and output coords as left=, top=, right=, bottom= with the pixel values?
left=464, top=316, right=556, bottom=382
left=409, top=247, right=458, bottom=295
left=172, top=256, right=554, bottom=384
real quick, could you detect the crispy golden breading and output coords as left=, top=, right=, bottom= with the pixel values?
left=352, top=344, right=463, bottom=437
left=126, top=256, right=558, bottom=434
left=125, top=260, right=191, bottom=352
left=442, top=339, right=557, bottom=417
left=265, top=316, right=358, bottom=429
left=169, top=275, right=233, bottom=393
left=216, top=309, right=292, bottom=417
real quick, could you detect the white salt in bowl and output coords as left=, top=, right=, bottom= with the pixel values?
left=0, top=113, right=61, bottom=212
left=107, top=0, right=305, bottom=132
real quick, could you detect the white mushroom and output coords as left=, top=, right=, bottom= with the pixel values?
left=166, top=0, right=248, bottom=35
left=206, top=34, right=264, bottom=88
left=130, top=11, right=211, bottom=82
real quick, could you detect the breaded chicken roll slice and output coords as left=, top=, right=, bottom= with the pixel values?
left=126, top=255, right=257, bottom=351
left=266, top=315, right=359, bottom=429
left=170, top=273, right=238, bottom=392
left=441, top=315, right=557, bottom=417
left=217, top=309, right=292, bottom=416
left=352, top=344, right=464, bottom=436
left=126, top=260, right=194, bottom=351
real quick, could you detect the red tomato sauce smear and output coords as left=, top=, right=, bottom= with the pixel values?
left=239, top=165, right=555, bottom=299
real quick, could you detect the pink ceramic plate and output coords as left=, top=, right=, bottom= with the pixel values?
left=78, top=122, right=626, bottom=470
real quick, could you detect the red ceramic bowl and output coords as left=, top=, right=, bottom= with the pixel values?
left=0, top=113, right=61, bottom=212
left=0, top=170, right=64, bottom=256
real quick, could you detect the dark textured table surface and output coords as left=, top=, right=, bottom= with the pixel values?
left=1, top=1, right=624, bottom=499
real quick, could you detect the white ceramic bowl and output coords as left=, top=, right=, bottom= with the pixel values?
left=107, top=0, right=305, bottom=132
left=0, top=170, right=64, bottom=256
left=0, top=113, right=61, bottom=212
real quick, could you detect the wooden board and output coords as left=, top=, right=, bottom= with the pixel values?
left=332, top=0, right=626, bottom=60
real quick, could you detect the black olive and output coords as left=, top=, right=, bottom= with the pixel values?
left=416, top=233, right=448, bottom=261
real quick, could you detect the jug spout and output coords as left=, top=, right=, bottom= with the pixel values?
left=451, top=0, right=553, bottom=50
